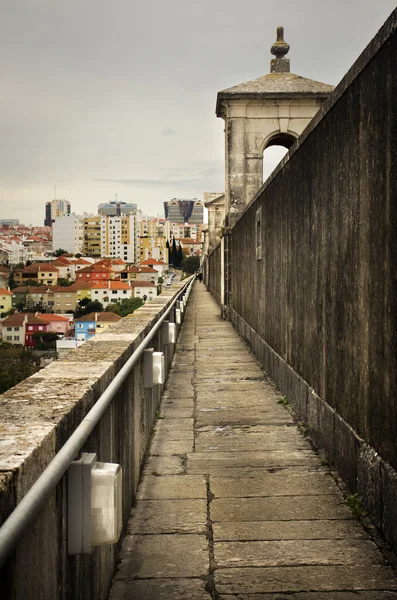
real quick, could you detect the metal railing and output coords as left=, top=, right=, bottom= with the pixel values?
left=0, top=276, right=195, bottom=568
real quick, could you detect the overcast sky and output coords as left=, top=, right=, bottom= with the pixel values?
left=0, top=1, right=396, bottom=225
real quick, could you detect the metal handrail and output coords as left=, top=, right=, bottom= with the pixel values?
left=0, top=276, right=195, bottom=568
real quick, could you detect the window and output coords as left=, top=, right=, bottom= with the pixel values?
left=6, top=327, right=12, bottom=331
left=14, top=327, right=19, bottom=331
left=112, top=290, right=117, bottom=295
left=123, top=290, right=127, bottom=294
left=39, top=326, right=43, bottom=331
left=28, top=326, right=33, bottom=331
left=6, top=336, right=12, bottom=341
left=14, top=336, right=19, bottom=341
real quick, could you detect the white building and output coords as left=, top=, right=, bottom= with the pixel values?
left=100, top=215, right=136, bottom=263
left=90, top=280, right=132, bottom=306
left=52, top=215, right=84, bottom=254
left=130, top=281, right=158, bottom=301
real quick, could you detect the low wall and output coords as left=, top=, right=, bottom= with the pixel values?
left=209, top=10, right=397, bottom=551
left=0, top=282, right=187, bottom=600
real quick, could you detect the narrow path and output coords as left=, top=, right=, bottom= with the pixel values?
left=109, top=283, right=397, bottom=599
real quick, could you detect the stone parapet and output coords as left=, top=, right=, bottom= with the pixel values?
left=0, top=281, right=187, bottom=600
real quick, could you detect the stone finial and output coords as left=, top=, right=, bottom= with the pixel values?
left=270, top=26, right=290, bottom=73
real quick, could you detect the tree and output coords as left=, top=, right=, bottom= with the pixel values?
left=24, top=279, right=39, bottom=286
left=74, top=299, right=104, bottom=317
left=181, top=255, right=200, bottom=274
left=166, top=240, right=171, bottom=265
left=175, top=244, right=183, bottom=268
left=57, top=278, right=72, bottom=287
left=32, top=331, right=58, bottom=350
left=171, top=238, right=177, bottom=266
left=0, top=345, right=40, bottom=394
left=54, top=248, right=68, bottom=257
left=8, top=272, right=17, bottom=290
left=104, top=303, right=121, bottom=315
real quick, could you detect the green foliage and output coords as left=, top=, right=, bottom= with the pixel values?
left=54, top=248, right=68, bottom=257
left=104, top=297, right=143, bottom=317
left=57, top=278, right=72, bottom=287
left=74, top=299, right=104, bottom=317
left=346, top=493, right=367, bottom=519
left=24, top=279, right=39, bottom=286
left=174, top=244, right=183, bottom=268
left=277, top=396, right=289, bottom=406
left=181, top=255, right=200, bottom=274
left=104, top=303, right=121, bottom=315
left=31, top=331, right=58, bottom=350
left=0, top=345, right=40, bottom=394
left=1, top=308, right=15, bottom=318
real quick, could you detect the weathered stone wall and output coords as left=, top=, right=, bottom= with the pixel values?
left=206, top=242, right=222, bottom=305
left=0, top=282, right=187, bottom=600
left=215, top=10, right=397, bottom=550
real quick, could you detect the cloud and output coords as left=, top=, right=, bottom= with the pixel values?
left=95, top=161, right=224, bottom=191
left=161, top=128, right=175, bottom=136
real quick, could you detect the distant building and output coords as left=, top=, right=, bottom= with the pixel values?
left=44, top=199, right=71, bottom=227
left=100, top=214, right=136, bottom=263
left=139, top=236, right=168, bottom=263
left=52, top=215, right=84, bottom=254
left=163, top=199, right=204, bottom=225
left=0, top=219, right=19, bottom=226
left=98, top=201, right=137, bottom=216
left=82, top=216, right=101, bottom=256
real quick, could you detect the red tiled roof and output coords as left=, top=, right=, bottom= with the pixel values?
left=38, top=313, right=70, bottom=322
left=38, top=264, right=59, bottom=272
left=26, top=314, right=49, bottom=326
left=91, top=281, right=131, bottom=290
left=139, top=267, right=157, bottom=273
left=75, top=312, right=122, bottom=323
left=140, top=259, right=167, bottom=265
left=77, top=264, right=112, bottom=273
left=0, top=288, right=12, bottom=296
left=12, top=286, right=49, bottom=293
left=2, top=313, right=26, bottom=326
left=67, top=281, right=96, bottom=291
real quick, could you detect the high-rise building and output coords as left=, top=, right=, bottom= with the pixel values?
left=163, top=199, right=204, bottom=225
left=100, top=215, right=136, bottom=262
left=52, top=215, right=84, bottom=254
left=98, top=201, right=137, bottom=216
left=44, top=199, right=71, bottom=226
left=82, top=217, right=101, bottom=256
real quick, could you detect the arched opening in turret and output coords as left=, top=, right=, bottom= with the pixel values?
left=263, top=133, right=297, bottom=181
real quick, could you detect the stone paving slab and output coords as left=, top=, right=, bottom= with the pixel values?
left=127, top=500, right=207, bottom=534
left=150, top=438, right=193, bottom=455
left=213, top=519, right=365, bottom=541
left=115, top=534, right=209, bottom=578
left=109, top=578, right=211, bottom=600
left=155, top=417, right=194, bottom=431
left=137, top=475, right=206, bottom=499
left=211, top=496, right=351, bottom=521
left=109, top=284, right=397, bottom=600
left=186, top=451, right=320, bottom=473
left=214, top=538, right=382, bottom=568
left=143, top=455, right=185, bottom=475
left=215, top=566, right=397, bottom=594
left=209, top=472, right=341, bottom=497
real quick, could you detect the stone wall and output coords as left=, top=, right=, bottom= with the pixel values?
left=207, top=241, right=222, bottom=305
left=0, top=282, right=187, bottom=600
left=208, top=10, right=397, bottom=551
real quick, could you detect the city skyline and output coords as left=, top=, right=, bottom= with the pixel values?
left=1, top=0, right=396, bottom=225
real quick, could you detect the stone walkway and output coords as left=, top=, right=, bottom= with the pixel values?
left=109, top=283, right=397, bottom=599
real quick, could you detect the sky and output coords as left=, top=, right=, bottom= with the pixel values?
left=0, top=0, right=396, bottom=226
